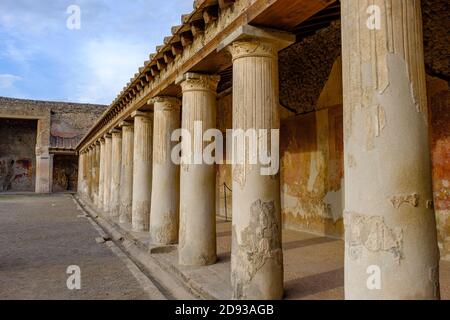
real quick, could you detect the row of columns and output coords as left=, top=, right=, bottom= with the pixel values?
left=78, top=0, right=439, bottom=300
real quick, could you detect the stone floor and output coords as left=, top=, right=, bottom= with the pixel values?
left=84, top=197, right=450, bottom=300
left=0, top=194, right=162, bottom=300
left=1, top=194, right=449, bottom=300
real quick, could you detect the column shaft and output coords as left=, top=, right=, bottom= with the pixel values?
left=149, top=97, right=181, bottom=245
left=341, top=0, right=439, bottom=299
left=77, top=152, right=84, bottom=195
left=119, top=123, right=134, bottom=224
left=178, top=73, right=219, bottom=266
left=93, top=143, right=100, bottom=206
left=227, top=36, right=288, bottom=300
left=98, top=139, right=105, bottom=208
left=110, top=130, right=122, bottom=217
left=103, top=135, right=113, bottom=213
left=132, top=112, right=153, bottom=232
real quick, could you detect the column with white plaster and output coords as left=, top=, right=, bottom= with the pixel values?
left=177, top=73, right=220, bottom=266
left=149, top=96, right=181, bottom=245
left=341, top=0, right=440, bottom=299
left=131, top=112, right=153, bottom=232
left=220, top=25, right=295, bottom=300
left=119, top=122, right=134, bottom=224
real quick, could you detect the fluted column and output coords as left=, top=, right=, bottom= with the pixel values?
left=110, top=129, right=122, bottom=218
left=222, top=25, right=294, bottom=300
left=131, top=112, right=153, bottom=232
left=82, top=150, right=89, bottom=198
left=103, top=134, right=113, bottom=213
left=98, top=138, right=105, bottom=208
left=77, top=151, right=85, bottom=196
left=149, top=96, right=181, bottom=245
left=119, top=122, right=134, bottom=224
left=177, top=73, right=220, bottom=266
left=341, top=0, right=439, bottom=299
left=93, top=142, right=100, bottom=207
left=87, top=147, right=93, bottom=201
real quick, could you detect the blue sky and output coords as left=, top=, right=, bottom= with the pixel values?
left=0, top=0, right=193, bottom=104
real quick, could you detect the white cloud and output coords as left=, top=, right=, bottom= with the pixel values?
left=67, top=38, right=150, bottom=104
left=0, top=74, right=22, bottom=89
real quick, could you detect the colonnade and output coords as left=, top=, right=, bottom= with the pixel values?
left=78, top=1, right=439, bottom=300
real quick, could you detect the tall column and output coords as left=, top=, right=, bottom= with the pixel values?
left=86, top=147, right=93, bottom=201
left=110, top=129, right=122, bottom=218
left=77, top=151, right=85, bottom=196
left=93, top=142, right=100, bottom=206
left=341, top=0, right=439, bottom=299
left=98, top=139, right=106, bottom=209
left=103, top=134, right=113, bottom=213
left=119, top=122, right=134, bottom=224
left=221, top=25, right=294, bottom=299
left=131, top=112, right=153, bottom=232
left=177, top=73, right=219, bottom=266
left=82, top=150, right=89, bottom=198
left=149, top=96, right=181, bottom=245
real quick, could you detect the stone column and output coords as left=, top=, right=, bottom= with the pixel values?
left=110, top=129, right=122, bottom=218
left=221, top=25, right=294, bottom=300
left=77, top=151, right=85, bottom=196
left=86, top=147, right=93, bottom=201
left=98, top=139, right=106, bottom=208
left=177, top=73, right=220, bottom=266
left=119, top=122, right=134, bottom=224
left=103, top=134, right=113, bottom=213
left=149, top=96, right=181, bottom=245
left=93, top=142, right=100, bottom=206
left=341, top=0, right=440, bottom=299
left=131, top=112, right=153, bottom=232
left=82, top=150, right=89, bottom=198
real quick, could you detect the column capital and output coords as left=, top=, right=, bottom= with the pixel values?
left=100, top=138, right=106, bottom=144
left=109, top=128, right=122, bottom=136
left=218, top=25, right=295, bottom=61
left=176, top=73, right=220, bottom=93
left=119, top=121, right=134, bottom=128
left=131, top=111, right=152, bottom=119
left=104, top=133, right=112, bottom=140
left=148, top=96, right=181, bottom=112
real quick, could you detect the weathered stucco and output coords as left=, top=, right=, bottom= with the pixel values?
left=428, top=76, right=450, bottom=259
left=0, top=119, right=37, bottom=192
left=0, top=97, right=106, bottom=193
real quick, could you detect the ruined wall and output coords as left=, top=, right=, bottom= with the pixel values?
left=0, top=119, right=37, bottom=192
left=428, top=77, right=450, bottom=259
left=0, top=97, right=107, bottom=193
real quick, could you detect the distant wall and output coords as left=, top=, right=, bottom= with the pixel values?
left=0, top=119, right=37, bottom=192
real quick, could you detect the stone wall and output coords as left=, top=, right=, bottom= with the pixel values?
left=0, top=97, right=107, bottom=192
left=0, top=119, right=37, bottom=192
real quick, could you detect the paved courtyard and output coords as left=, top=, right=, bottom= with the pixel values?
left=1, top=194, right=449, bottom=300
left=0, top=194, right=162, bottom=300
